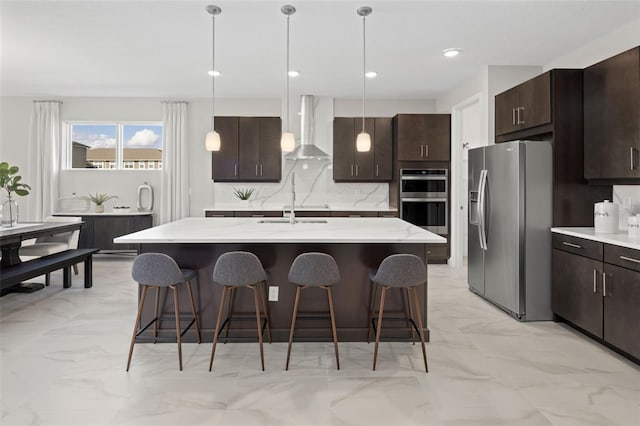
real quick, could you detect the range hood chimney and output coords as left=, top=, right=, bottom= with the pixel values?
left=284, top=95, right=330, bottom=160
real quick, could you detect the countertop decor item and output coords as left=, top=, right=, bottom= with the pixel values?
left=629, top=214, right=640, bottom=239
left=0, top=162, right=30, bottom=227
left=82, top=192, right=118, bottom=213
left=594, top=200, right=619, bottom=234
left=233, top=187, right=255, bottom=201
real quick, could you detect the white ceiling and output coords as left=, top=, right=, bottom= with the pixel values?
left=1, top=0, right=638, bottom=99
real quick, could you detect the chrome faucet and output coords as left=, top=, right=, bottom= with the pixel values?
left=290, top=172, right=296, bottom=224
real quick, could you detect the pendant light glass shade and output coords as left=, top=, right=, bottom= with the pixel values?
left=280, top=5, right=296, bottom=153
left=356, top=131, right=371, bottom=152
left=356, top=6, right=372, bottom=153
left=281, top=132, right=296, bottom=152
left=205, top=5, right=221, bottom=152
left=205, top=130, right=221, bottom=151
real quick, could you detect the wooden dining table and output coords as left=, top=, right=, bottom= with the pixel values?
left=0, top=221, right=84, bottom=268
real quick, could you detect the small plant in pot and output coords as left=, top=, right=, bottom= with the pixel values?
left=0, top=162, right=30, bottom=227
left=233, top=187, right=255, bottom=201
left=82, top=192, right=118, bottom=213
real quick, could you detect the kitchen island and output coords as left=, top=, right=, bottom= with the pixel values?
left=114, top=217, right=445, bottom=342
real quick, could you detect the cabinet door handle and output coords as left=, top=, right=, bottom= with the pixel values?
left=620, top=255, right=640, bottom=264
left=351, top=164, right=354, bottom=177
left=255, top=164, right=258, bottom=176
left=562, top=241, right=582, bottom=249
left=593, top=269, right=597, bottom=293
left=631, top=147, right=635, bottom=171
left=260, top=164, right=263, bottom=176
left=234, top=163, right=237, bottom=177
left=376, top=164, right=379, bottom=177
left=512, top=108, right=516, bottom=126
left=420, top=145, right=424, bottom=157
left=355, top=164, right=359, bottom=176
left=517, top=107, right=525, bottom=125
left=425, top=145, right=429, bottom=157
left=602, top=272, right=606, bottom=297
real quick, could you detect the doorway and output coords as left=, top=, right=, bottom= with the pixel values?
left=450, top=94, right=484, bottom=268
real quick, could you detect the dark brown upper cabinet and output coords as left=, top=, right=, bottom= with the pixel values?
left=394, top=114, right=451, bottom=162
left=495, top=72, right=551, bottom=136
left=333, top=117, right=393, bottom=182
left=584, top=46, right=640, bottom=183
left=211, top=116, right=282, bottom=182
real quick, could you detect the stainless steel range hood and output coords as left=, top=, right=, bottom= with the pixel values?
left=284, top=95, right=330, bottom=160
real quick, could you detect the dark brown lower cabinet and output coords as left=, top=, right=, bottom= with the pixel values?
left=603, top=263, right=640, bottom=359
left=552, top=248, right=603, bottom=338
left=552, top=233, right=640, bottom=362
left=67, top=214, right=153, bottom=251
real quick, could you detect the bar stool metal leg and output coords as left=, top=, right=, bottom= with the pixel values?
left=251, top=285, right=265, bottom=371
left=259, top=281, right=273, bottom=343
left=285, top=285, right=303, bottom=370
left=186, top=281, right=201, bottom=343
left=373, top=286, right=388, bottom=371
left=367, top=282, right=380, bottom=343
left=171, top=285, right=183, bottom=371
left=405, top=288, right=416, bottom=345
left=127, top=285, right=149, bottom=371
left=223, top=287, right=235, bottom=342
left=209, top=286, right=228, bottom=371
left=325, top=286, right=340, bottom=370
left=153, top=287, right=161, bottom=342
left=411, top=287, right=428, bottom=373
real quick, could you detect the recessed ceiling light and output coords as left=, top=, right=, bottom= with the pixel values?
left=288, top=70, right=300, bottom=77
left=207, top=70, right=221, bottom=77
left=443, top=48, right=461, bottom=58
left=365, top=71, right=378, bottom=78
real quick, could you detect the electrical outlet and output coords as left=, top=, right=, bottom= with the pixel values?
left=268, top=286, right=279, bottom=302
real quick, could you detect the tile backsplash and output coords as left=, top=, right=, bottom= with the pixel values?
left=214, top=159, right=389, bottom=210
left=613, top=185, right=640, bottom=230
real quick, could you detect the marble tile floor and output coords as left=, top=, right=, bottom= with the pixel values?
left=1, top=255, right=639, bottom=426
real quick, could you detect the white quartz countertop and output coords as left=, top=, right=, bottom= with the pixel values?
left=204, top=205, right=398, bottom=212
left=54, top=211, right=153, bottom=216
left=114, top=217, right=445, bottom=244
left=551, top=227, right=640, bottom=250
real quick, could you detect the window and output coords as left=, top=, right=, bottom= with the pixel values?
left=65, top=122, right=163, bottom=170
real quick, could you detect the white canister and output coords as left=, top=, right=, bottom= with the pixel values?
left=629, top=214, right=640, bottom=239
left=594, top=200, right=619, bottom=234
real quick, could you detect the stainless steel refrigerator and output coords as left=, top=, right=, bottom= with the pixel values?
left=468, top=140, right=553, bottom=321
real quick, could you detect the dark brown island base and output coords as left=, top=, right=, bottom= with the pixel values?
left=114, top=217, right=445, bottom=343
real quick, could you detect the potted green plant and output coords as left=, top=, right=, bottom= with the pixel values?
left=233, top=187, right=255, bottom=201
left=0, top=162, right=30, bottom=227
left=82, top=192, right=118, bottom=213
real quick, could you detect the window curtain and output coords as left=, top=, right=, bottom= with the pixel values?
left=27, top=100, right=62, bottom=222
left=160, top=101, right=190, bottom=224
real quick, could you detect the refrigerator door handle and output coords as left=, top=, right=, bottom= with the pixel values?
left=478, top=169, right=488, bottom=250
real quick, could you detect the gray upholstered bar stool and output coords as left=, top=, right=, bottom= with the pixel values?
left=209, top=251, right=272, bottom=372
left=368, top=254, right=428, bottom=372
left=286, top=252, right=340, bottom=370
left=127, top=253, right=201, bottom=371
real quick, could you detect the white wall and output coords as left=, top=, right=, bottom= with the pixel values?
left=334, top=99, right=435, bottom=117
left=543, top=17, right=640, bottom=71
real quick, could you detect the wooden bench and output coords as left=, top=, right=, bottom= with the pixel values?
left=0, top=248, right=100, bottom=294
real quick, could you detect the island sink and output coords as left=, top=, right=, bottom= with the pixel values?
left=258, top=219, right=328, bottom=224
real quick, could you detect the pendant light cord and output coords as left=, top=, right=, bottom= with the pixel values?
left=211, top=13, right=216, bottom=130
left=361, top=14, right=366, bottom=133
left=286, top=14, right=290, bottom=133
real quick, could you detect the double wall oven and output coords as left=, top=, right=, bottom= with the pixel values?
left=400, top=168, right=448, bottom=235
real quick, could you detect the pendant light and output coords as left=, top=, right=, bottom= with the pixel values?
left=356, top=6, right=372, bottom=152
left=280, top=5, right=296, bottom=153
left=205, top=5, right=222, bottom=152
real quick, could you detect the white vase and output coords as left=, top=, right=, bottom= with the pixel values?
left=1, top=198, right=19, bottom=227
left=95, top=204, right=105, bottom=213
